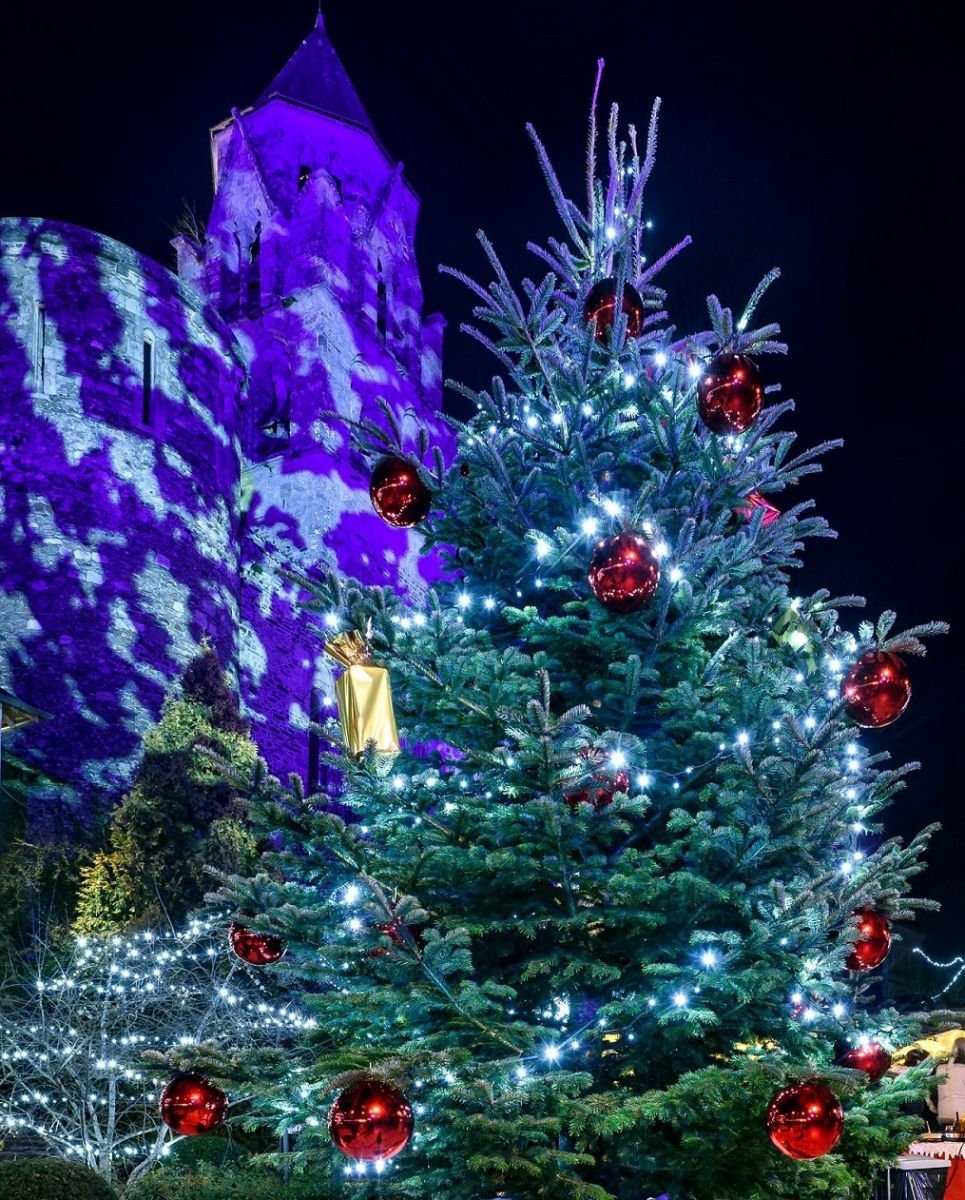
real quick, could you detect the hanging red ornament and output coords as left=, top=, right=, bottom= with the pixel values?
left=369, top=457, right=432, bottom=528
left=328, top=1079, right=414, bottom=1161
left=229, top=921, right=285, bottom=967
left=583, top=277, right=645, bottom=343
left=846, top=907, right=891, bottom=972
left=696, top=353, right=764, bottom=435
left=369, top=916, right=427, bottom=956
left=735, top=491, right=780, bottom=526
left=565, top=747, right=630, bottom=810
left=159, top=1074, right=228, bottom=1137
left=838, top=1041, right=892, bottom=1083
left=765, top=1079, right=844, bottom=1160
left=588, top=533, right=660, bottom=614
left=841, top=651, right=911, bottom=728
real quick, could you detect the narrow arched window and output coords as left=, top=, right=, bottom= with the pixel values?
left=141, top=334, right=154, bottom=426
left=35, top=303, right=47, bottom=393
left=246, top=223, right=262, bottom=313
left=376, top=259, right=388, bottom=345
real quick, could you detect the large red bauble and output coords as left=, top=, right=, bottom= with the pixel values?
left=328, top=1080, right=414, bottom=1161
left=159, top=1074, right=228, bottom=1137
left=765, top=1080, right=844, bottom=1160
left=696, top=353, right=764, bottom=435
left=588, top=533, right=660, bottom=614
left=846, top=907, right=892, bottom=972
left=841, top=651, right=911, bottom=728
left=565, top=747, right=630, bottom=810
left=370, top=457, right=432, bottom=528
left=229, top=921, right=285, bottom=967
left=838, top=1041, right=892, bottom=1083
left=583, top=277, right=645, bottom=343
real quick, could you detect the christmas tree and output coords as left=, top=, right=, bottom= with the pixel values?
left=218, top=81, right=947, bottom=1199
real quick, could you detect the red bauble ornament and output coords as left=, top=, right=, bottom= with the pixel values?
left=328, top=1080, right=414, bottom=1161
left=838, top=1041, right=892, bottom=1084
left=583, top=277, right=645, bottom=343
left=841, top=651, right=911, bottom=729
left=565, top=747, right=630, bottom=810
left=735, top=491, right=780, bottom=526
left=159, top=1074, right=228, bottom=1137
left=588, top=533, right=660, bottom=614
left=765, top=1079, right=844, bottom=1160
left=370, top=457, right=432, bottom=528
left=846, top=907, right=892, bottom=972
left=370, top=917, right=426, bottom=956
left=697, top=353, right=764, bottom=435
left=229, top=921, right=285, bottom=967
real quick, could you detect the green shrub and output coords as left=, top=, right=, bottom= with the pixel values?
left=127, top=1163, right=329, bottom=1200
left=0, top=1158, right=116, bottom=1200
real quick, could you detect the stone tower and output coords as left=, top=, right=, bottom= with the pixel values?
left=174, top=10, right=448, bottom=782
left=0, top=14, right=446, bottom=818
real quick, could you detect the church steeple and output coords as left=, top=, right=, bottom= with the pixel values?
left=254, top=9, right=374, bottom=133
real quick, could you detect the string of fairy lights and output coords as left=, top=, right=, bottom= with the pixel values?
left=0, top=915, right=313, bottom=1168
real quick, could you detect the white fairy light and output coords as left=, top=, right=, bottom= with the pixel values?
left=457, top=592, right=471, bottom=609
left=669, top=566, right=683, bottom=583
left=833, top=1003, right=846, bottom=1018
left=736, top=731, right=750, bottom=747
left=609, top=750, right=628, bottom=769
left=543, top=1045, right=561, bottom=1063
left=605, top=226, right=617, bottom=240
left=624, top=373, right=636, bottom=388
left=535, top=538, right=551, bottom=559
left=653, top=541, right=670, bottom=559
left=483, top=597, right=495, bottom=611
left=700, top=950, right=717, bottom=969
left=654, top=351, right=668, bottom=367
left=636, top=772, right=652, bottom=788
left=582, top=402, right=593, bottom=416
left=343, top=885, right=361, bottom=905
left=581, top=517, right=600, bottom=536
left=688, top=362, right=702, bottom=379
left=324, top=612, right=339, bottom=629
left=526, top=415, right=538, bottom=429
left=602, top=498, right=622, bottom=517
left=550, top=411, right=564, bottom=426
left=673, top=992, right=687, bottom=1008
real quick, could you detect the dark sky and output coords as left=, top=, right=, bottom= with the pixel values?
left=2, top=3, right=962, bottom=949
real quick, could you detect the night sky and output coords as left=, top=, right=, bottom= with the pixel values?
left=2, top=3, right=961, bottom=948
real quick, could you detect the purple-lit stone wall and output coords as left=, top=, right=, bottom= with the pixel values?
left=180, top=96, right=450, bottom=782
left=0, top=17, right=452, bottom=812
left=0, top=219, right=244, bottom=822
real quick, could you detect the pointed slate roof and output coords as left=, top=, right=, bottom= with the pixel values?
left=256, top=10, right=374, bottom=132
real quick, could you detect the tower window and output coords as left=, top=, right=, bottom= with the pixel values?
left=298, top=164, right=311, bottom=191
left=376, top=260, right=388, bottom=345
left=35, top=303, right=47, bottom=393
left=246, top=223, right=261, bottom=314
left=141, top=335, right=154, bottom=426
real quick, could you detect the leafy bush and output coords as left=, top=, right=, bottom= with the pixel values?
left=127, top=1163, right=328, bottom=1200
left=74, top=643, right=259, bottom=934
left=0, top=1158, right=116, bottom=1200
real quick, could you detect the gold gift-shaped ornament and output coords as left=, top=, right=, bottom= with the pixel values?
left=324, top=630, right=400, bottom=756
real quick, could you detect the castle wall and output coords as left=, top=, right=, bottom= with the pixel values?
left=0, top=219, right=244, bottom=828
